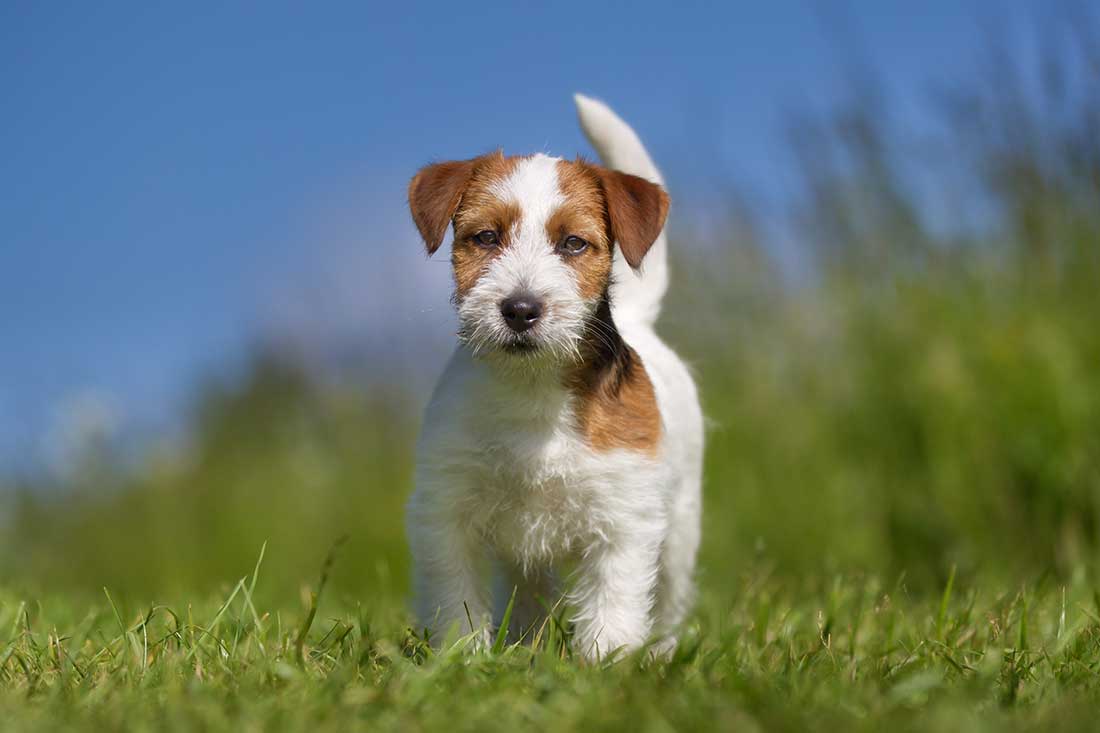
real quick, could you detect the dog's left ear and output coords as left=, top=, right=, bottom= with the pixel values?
left=594, top=168, right=669, bottom=269
left=408, top=157, right=480, bottom=255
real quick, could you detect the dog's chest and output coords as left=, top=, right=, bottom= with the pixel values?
left=463, top=409, right=629, bottom=566
left=424, top=353, right=667, bottom=568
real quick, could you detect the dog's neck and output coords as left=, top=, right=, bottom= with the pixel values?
left=570, top=292, right=634, bottom=395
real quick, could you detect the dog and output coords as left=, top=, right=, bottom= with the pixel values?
left=405, top=95, right=703, bottom=661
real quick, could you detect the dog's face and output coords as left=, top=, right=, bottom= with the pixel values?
left=409, top=152, right=668, bottom=366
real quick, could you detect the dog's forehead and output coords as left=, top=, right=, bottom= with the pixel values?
left=479, top=156, right=598, bottom=244
left=470, top=154, right=599, bottom=213
left=488, top=154, right=562, bottom=205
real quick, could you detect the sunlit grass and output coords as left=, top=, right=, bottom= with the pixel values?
left=3, top=546, right=1100, bottom=731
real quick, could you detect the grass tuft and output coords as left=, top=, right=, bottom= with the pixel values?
left=2, top=568, right=1100, bottom=730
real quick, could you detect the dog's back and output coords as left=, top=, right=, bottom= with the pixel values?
left=576, top=95, right=704, bottom=643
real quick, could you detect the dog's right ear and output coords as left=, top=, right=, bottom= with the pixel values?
left=408, top=157, right=480, bottom=255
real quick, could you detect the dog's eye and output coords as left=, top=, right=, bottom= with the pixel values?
left=559, top=236, right=589, bottom=255
left=473, top=230, right=499, bottom=247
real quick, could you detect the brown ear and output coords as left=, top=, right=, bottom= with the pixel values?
left=408, top=157, right=480, bottom=255
left=594, top=168, right=669, bottom=269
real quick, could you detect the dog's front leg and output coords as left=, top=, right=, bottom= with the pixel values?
left=407, top=496, right=491, bottom=649
left=569, top=531, right=662, bottom=662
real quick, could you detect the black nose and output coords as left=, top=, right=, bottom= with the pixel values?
left=500, top=296, right=543, bottom=333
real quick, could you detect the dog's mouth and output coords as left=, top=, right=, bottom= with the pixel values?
left=501, top=335, right=540, bottom=354
left=456, top=324, right=544, bottom=357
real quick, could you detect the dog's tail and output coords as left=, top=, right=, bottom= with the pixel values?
left=574, top=93, right=669, bottom=327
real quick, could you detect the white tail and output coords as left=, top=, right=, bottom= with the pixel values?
left=574, top=94, right=669, bottom=327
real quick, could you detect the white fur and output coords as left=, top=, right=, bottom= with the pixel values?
left=407, top=96, right=704, bottom=661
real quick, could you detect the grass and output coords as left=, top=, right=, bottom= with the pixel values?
left=4, top=551, right=1100, bottom=732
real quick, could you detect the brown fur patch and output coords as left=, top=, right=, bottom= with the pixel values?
left=408, top=158, right=480, bottom=255
left=451, top=199, right=520, bottom=299
left=444, top=153, right=523, bottom=300
left=590, top=165, right=669, bottom=269
left=557, top=160, right=664, bottom=455
left=551, top=160, right=614, bottom=301
left=567, top=300, right=662, bottom=456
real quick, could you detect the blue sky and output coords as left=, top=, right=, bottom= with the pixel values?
left=0, top=1, right=1051, bottom=469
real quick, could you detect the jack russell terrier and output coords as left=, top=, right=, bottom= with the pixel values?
left=405, top=95, right=703, bottom=660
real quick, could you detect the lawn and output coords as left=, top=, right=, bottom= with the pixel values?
left=3, top=554, right=1100, bottom=731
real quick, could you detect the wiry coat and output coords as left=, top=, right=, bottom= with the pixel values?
left=406, top=95, right=703, bottom=660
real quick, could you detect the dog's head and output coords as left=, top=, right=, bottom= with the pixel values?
left=408, top=152, right=668, bottom=366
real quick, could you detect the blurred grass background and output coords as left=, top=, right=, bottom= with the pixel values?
left=2, top=25, right=1098, bottom=610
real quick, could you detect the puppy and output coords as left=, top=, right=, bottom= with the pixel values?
left=405, top=95, right=703, bottom=660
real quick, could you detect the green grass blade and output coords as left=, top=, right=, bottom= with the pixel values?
left=185, top=578, right=246, bottom=662
left=492, top=586, right=517, bottom=655
left=296, top=536, right=347, bottom=666
left=248, top=541, right=267, bottom=600
left=936, top=565, right=956, bottom=641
